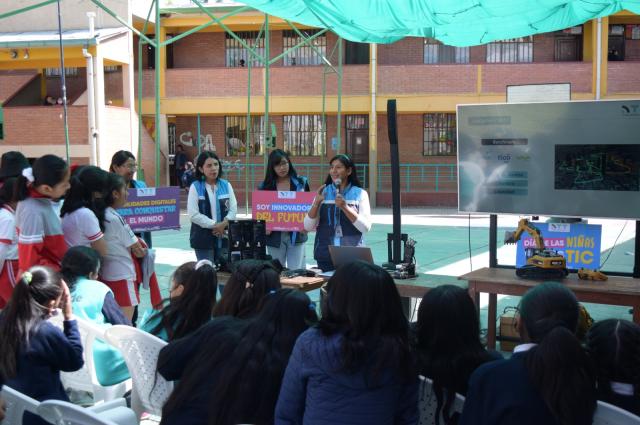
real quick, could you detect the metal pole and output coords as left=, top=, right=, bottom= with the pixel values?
left=154, top=0, right=161, bottom=184
left=263, top=14, right=270, bottom=169
left=56, top=0, right=70, bottom=162
left=137, top=0, right=154, bottom=179
left=336, top=37, right=343, bottom=154
left=197, top=113, right=201, bottom=154
left=0, top=0, right=56, bottom=20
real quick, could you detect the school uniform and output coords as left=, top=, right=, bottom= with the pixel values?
left=260, top=175, right=310, bottom=270
left=459, top=343, right=559, bottom=425
left=187, top=178, right=237, bottom=264
left=61, top=207, right=104, bottom=248
left=15, top=192, right=67, bottom=272
left=303, top=184, right=372, bottom=272
left=130, top=179, right=153, bottom=248
left=4, top=318, right=83, bottom=425
left=0, top=205, right=19, bottom=308
left=100, top=207, right=139, bottom=307
left=71, top=278, right=131, bottom=386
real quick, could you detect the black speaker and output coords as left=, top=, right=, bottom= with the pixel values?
left=226, top=219, right=269, bottom=264
left=253, top=220, right=267, bottom=260
left=228, top=220, right=244, bottom=264
left=387, top=99, right=398, bottom=145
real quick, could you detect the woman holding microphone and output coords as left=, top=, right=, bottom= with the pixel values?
left=304, top=154, right=372, bottom=272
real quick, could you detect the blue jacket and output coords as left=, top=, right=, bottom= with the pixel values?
left=189, top=179, right=231, bottom=250
left=275, top=328, right=418, bottom=425
left=459, top=352, right=559, bottom=425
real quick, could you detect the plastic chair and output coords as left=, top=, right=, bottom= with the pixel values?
left=418, top=375, right=466, bottom=425
left=1, top=385, right=40, bottom=425
left=593, top=400, right=640, bottom=425
left=48, top=312, right=132, bottom=404
left=104, top=325, right=174, bottom=418
left=37, top=399, right=139, bottom=425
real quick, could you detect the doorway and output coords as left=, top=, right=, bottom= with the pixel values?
left=345, top=115, right=369, bottom=187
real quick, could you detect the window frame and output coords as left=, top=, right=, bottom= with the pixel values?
left=282, top=29, right=327, bottom=66
left=486, top=37, right=534, bottom=63
left=423, top=113, right=457, bottom=156
left=423, top=38, right=469, bottom=64
left=283, top=114, right=326, bottom=156
left=225, top=115, right=266, bottom=156
left=225, top=31, right=265, bottom=68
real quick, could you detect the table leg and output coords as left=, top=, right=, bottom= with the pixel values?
left=487, top=293, right=497, bottom=350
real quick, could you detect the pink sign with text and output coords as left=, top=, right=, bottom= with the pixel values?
left=252, top=190, right=316, bottom=232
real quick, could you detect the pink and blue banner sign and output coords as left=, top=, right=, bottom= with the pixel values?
left=516, top=222, right=602, bottom=269
left=117, top=187, right=181, bottom=232
left=252, top=190, right=316, bottom=232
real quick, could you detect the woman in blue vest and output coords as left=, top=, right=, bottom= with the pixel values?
left=188, top=151, right=237, bottom=265
left=304, top=154, right=372, bottom=272
left=258, top=149, right=310, bottom=270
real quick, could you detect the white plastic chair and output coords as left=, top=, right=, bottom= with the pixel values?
left=37, top=399, right=139, bottom=425
left=104, top=325, right=174, bottom=418
left=1, top=385, right=39, bottom=425
left=593, top=400, right=640, bottom=425
left=1, top=385, right=136, bottom=425
left=48, top=313, right=132, bottom=403
left=418, top=375, right=466, bottom=425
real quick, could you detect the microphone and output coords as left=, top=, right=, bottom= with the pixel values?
left=333, top=178, right=342, bottom=195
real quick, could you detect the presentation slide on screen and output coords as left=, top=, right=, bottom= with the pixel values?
left=457, top=100, right=640, bottom=219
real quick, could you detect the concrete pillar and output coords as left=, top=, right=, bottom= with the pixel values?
left=93, top=50, right=107, bottom=169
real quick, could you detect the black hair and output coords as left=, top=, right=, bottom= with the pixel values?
left=415, top=284, right=495, bottom=424
left=587, top=319, right=640, bottom=404
left=319, top=260, right=413, bottom=382
left=0, top=177, right=18, bottom=209
left=60, top=246, right=101, bottom=292
left=148, top=261, right=218, bottom=341
left=60, top=166, right=109, bottom=230
left=14, top=155, right=69, bottom=201
left=260, top=149, right=300, bottom=190
left=520, top=282, right=596, bottom=425
left=103, top=173, right=126, bottom=207
left=109, top=150, right=135, bottom=172
left=194, top=151, right=224, bottom=181
left=0, top=266, right=63, bottom=380
left=212, top=259, right=281, bottom=319
left=162, top=289, right=318, bottom=425
left=323, top=154, right=362, bottom=188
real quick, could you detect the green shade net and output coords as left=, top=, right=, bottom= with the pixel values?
left=234, top=0, right=640, bottom=45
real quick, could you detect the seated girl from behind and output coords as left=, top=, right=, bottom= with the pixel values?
left=587, top=319, right=640, bottom=416
left=140, top=259, right=217, bottom=342
left=61, top=246, right=131, bottom=386
left=0, top=266, right=83, bottom=425
left=158, top=289, right=317, bottom=425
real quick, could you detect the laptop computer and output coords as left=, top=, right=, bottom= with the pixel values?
left=318, top=245, right=374, bottom=277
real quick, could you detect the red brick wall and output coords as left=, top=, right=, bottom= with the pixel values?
left=166, top=68, right=264, bottom=97
left=533, top=33, right=556, bottom=62
left=46, top=69, right=87, bottom=102
left=0, top=71, right=38, bottom=103
left=378, top=38, right=424, bottom=65
left=270, top=65, right=369, bottom=96
left=133, top=70, right=155, bottom=98
left=608, top=62, right=640, bottom=93
left=172, top=32, right=226, bottom=68
left=2, top=106, right=88, bottom=145
left=482, top=62, right=592, bottom=93
left=104, top=69, right=123, bottom=102
left=469, top=45, right=486, bottom=63
left=625, top=39, right=640, bottom=61
left=377, top=64, right=477, bottom=94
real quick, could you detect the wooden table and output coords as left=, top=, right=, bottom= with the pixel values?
left=460, top=267, right=640, bottom=350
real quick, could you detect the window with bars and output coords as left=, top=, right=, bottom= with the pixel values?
left=424, top=38, right=469, bottom=64
left=346, top=115, right=368, bottom=130
left=486, top=37, right=533, bottom=63
left=423, top=113, right=456, bottom=156
left=225, top=32, right=264, bottom=67
left=225, top=116, right=265, bottom=156
left=104, top=65, right=120, bottom=73
left=45, top=67, right=79, bottom=77
left=282, top=30, right=327, bottom=66
left=283, top=115, right=325, bottom=156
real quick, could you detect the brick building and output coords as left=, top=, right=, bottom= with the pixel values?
left=1, top=1, right=639, bottom=205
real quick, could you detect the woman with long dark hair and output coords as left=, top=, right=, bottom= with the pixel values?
left=460, top=282, right=597, bottom=425
left=275, top=260, right=417, bottom=424
left=60, top=166, right=109, bottom=257
left=0, top=178, right=20, bottom=309
left=258, top=149, right=311, bottom=269
left=304, top=154, right=372, bottom=271
left=158, top=289, right=318, bottom=425
left=140, top=259, right=217, bottom=342
left=414, top=285, right=501, bottom=424
left=0, top=266, right=83, bottom=425
left=187, top=151, right=237, bottom=265
left=587, top=319, right=640, bottom=416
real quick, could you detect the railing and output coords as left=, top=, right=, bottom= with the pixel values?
left=221, top=162, right=456, bottom=193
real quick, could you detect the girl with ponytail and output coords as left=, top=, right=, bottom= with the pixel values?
left=60, top=165, right=109, bottom=257
left=140, top=259, right=218, bottom=342
left=460, top=282, right=596, bottom=425
left=15, top=155, right=70, bottom=272
left=0, top=266, right=83, bottom=425
left=587, top=319, right=640, bottom=416
left=0, top=178, right=20, bottom=308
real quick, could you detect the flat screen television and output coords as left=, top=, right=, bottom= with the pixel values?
left=457, top=100, right=640, bottom=219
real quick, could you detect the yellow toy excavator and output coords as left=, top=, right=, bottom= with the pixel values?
left=504, top=219, right=569, bottom=280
